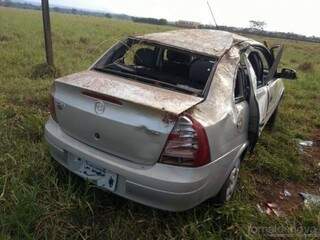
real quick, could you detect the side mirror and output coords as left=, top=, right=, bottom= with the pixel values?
left=278, top=68, right=297, bottom=80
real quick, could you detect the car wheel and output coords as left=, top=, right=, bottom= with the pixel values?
left=214, top=159, right=240, bottom=204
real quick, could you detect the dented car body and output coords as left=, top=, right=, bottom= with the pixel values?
left=45, top=30, right=296, bottom=211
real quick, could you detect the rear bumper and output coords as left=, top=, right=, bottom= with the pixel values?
left=45, top=118, right=240, bottom=211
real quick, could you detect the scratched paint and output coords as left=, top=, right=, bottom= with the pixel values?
left=134, top=29, right=262, bottom=57
left=55, top=70, right=203, bottom=115
left=55, top=30, right=262, bottom=120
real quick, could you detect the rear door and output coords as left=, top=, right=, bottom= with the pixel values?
left=242, top=48, right=269, bottom=150
left=246, top=49, right=269, bottom=126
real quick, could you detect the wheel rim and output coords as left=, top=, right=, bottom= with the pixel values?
left=226, top=166, right=240, bottom=201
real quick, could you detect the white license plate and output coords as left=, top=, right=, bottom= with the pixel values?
left=67, top=153, right=117, bottom=192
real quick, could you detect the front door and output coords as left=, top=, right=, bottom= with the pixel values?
left=265, top=45, right=285, bottom=115
left=242, top=45, right=284, bottom=151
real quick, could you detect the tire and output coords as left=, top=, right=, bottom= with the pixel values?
left=214, top=158, right=240, bottom=205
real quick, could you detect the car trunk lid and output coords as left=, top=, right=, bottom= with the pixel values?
left=53, top=70, right=203, bottom=165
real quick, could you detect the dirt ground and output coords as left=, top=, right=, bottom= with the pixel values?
left=255, top=130, right=320, bottom=216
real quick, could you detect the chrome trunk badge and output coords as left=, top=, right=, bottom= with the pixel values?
left=94, top=101, right=105, bottom=114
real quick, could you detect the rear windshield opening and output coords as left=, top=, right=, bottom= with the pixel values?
left=94, top=38, right=217, bottom=96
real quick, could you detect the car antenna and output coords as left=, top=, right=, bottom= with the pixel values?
left=207, top=1, right=219, bottom=30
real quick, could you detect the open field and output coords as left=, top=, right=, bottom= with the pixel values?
left=1, top=6, right=320, bottom=239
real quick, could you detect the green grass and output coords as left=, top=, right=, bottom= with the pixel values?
left=1, top=6, right=320, bottom=239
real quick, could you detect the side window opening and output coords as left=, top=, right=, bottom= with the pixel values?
left=256, top=50, right=271, bottom=83
left=257, top=51, right=270, bottom=73
left=234, top=68, right=248, bottom=101
left=235, top=64, right=251, bottom=103
left=235, top=69, right=244, bottom=100
left=254, top=46, right=274, bottom=83
left=248, top=52, right=264, bottom=88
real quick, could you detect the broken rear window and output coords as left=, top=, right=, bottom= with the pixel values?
left=93, top=38, right=217, bottom=96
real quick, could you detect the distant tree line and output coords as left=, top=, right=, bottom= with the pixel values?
left=0, top=0, right=132, bottom=20
left=1, top=0, right=319, bottom=43
left=249, top=20, right=267, bottom=31
left=0, top=0, right=41, bottom=10
left=132, top=17, right=168, bottom=25
left=199, top=24, right=320, bottom=43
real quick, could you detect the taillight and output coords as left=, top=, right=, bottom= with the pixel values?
left=49, top=84, right=58, bottom=123
left=159, top=115, right=210, bottom=167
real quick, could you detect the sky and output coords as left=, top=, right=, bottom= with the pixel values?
left=30, top=0, right=320, bottom=37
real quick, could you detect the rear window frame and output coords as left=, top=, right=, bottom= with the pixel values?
left=92, top=37, right=219, bottom=97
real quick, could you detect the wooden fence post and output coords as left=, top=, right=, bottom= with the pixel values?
left=41, top=0, right=54, bottom=66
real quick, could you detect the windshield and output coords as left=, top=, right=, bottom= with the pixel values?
left=93, top=38, right=217, bottom=96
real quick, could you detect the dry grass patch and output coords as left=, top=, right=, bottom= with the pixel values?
left=297, top=62, right=314, bottom=72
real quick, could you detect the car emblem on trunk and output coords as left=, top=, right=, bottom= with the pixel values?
left=94, top=101, right=105, bottom=114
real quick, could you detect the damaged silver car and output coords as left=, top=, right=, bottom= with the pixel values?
left=45, top=29, right=296, bottom=211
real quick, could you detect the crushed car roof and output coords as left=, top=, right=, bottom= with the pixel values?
left=134, top=29, right=261, bottom=57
